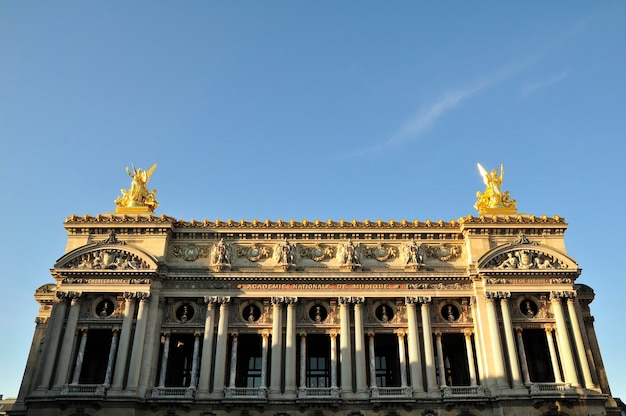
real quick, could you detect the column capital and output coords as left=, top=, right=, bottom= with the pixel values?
left=284, top=297, right=298, bottom=305
left=485, top=291, right=510, bottom=300
left=544, top=324, right=555, bottom=334
left=57, top=290, right=82, bottom=301
left=271, top=296, right=285, bottom=305
left=396, top=329, right=406, bottom=338
left=205, top=295, right=230, bottom=304
left=550, top=290, right=576, bottom=300
left=463, top=329, right=474, bottom=338
left=406, top=296, right=432, bottom=304
left=338, top=296, right=364, bottom=305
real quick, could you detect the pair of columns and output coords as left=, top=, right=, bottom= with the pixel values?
left=484, top=291, right=596, bottom=390
left=33, top=291, right=153, bottom=393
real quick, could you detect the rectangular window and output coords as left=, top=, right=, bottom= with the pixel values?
left=306, top=334, right=330, bottom=388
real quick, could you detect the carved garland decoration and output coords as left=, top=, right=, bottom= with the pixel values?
left=173, top=245, right=211, bottom=261
left=236, top=244, right=272, bottom=262
left=363, top=243, right=398, bottom=262
left=300, top=244, right=334, bottom=262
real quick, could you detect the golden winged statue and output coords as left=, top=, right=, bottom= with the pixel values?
left=474, top=163, right=517, bottom=214
left=115, top=163, right=159, bottom=213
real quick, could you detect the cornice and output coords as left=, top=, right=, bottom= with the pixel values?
left=63, top=213, right=566, bottom=231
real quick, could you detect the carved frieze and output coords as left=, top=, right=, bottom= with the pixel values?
left=486, top=249, right=564, bottom=270
left=63, top=249, right=150, bottom=270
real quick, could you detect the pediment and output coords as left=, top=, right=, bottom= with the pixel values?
left=477, top=237, right=578, bottom=271
left=53, top=232, right=159, bottom=271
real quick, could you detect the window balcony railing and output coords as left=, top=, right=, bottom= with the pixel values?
left=442, top=386, right=486, bottom=397
left=60, top=384, right=107, bottom=397
left=529, top=382, right=572, bottom=394
left=224, top=387, right=268, bottom=399
left=370, top=386, right=412, bottom=398
left=297, top=387, right=340, bottom=398
left=150, top=386, right=195, bottom=399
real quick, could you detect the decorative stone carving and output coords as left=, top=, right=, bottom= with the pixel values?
left=236, top=243, right=271, bottom=263
left=488, top=249, right=563, bottom=270
left=210, top=238, right=232, bottom=272
left=173, top=244, right=211, bottom=261
left=336, top=239, right=361, bottom=271
left=65, top=249, right=149, bottom=270
left=363, top=243, right=397, bottom=262
left=272, top=239, right=296, bottom=270
left=423, top=244, right=462, bottom=262
left=401, top=240, right=425, bottom=271
left=300, top=244, right=334, bottom=262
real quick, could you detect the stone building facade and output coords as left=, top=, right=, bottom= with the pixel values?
left=9, top=166, right=621, bottom=416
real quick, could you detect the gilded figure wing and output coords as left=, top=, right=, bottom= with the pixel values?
left=477, top=163, right=489, bottom=186
left=145, top=163, right=158, bottom=182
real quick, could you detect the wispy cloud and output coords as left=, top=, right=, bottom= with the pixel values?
left=353, top=80, right=492, bottom=157
left=520, top=70, right=568, bottom=96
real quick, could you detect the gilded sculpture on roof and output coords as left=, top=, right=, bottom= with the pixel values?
left=115, top=163, right=159, bottom=213
left=474, top=163, right=517, bottom=214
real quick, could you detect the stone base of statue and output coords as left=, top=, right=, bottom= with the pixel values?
left=274, top=263, right=296, bottom=272
left=480, top=206, right=517, bottom=215
left=404, top=264, right=422, bottom=272
left=339, top=264, right=361, bottom=272
left=210, top=264, right=231, bottom=273
left=115, top=206, right=153, bottom=214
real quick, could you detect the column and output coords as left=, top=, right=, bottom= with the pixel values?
left=338, top=297, right=353, bottom=397
left=34, top=295, right=68, bottom=391
left=420, top=299, right=438, bottom=393
left=545, top=326, right=563, bottom=383
left=368, top=333, right=377, bottom=390
left=397, top=331, right=408, bottom=389
left=551, top=292, right=579, bottom=386
left=70, top=329, right=88, bottom=384
left=284, top=298, right=298, bottom=398
left=485, top=293, right=508, bottom=389
left=353, top=298, right=368, bottom=398
left=269, top=297, right=283, bottom=398
left=500, top=296, right=524, bottom=389
left=435, top=332, right=446, bottom=388
left=566, top=296, right=596, bottom=389
left=228, top=333, right=238, bottom=388
left=330, top=331, right=338, bottom=391
left=158, top=333, right=171, bottom=387
left=111, top=293, right=136, bottom=391
left=138, top=290, right=160, bottom=396
left=261, top=331, right=269, bottom=390
left=405, top=298, right=424, bottom=394
left=126, top=293, right=150, bottom=392
left=53, top=297, right=81, bottom=388
left=190, top=332, right=201, bottom=389
left=53, top=293, right=82, bottom=388
left=212, top=297, right=230, bottom=396
left=515, top=328, right=531, bottom=386
left=464, top=330, right=478, bottom=387
left=197, top=298, right=217, bottom=395
left=299, top=333, right=306, bottom=389
left=103, top=328, right=119, bottom=388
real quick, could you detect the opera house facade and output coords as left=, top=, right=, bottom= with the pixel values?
left=10, top=164, right=621, bottom=416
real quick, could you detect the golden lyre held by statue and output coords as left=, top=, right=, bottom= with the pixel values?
left=115, top=163, right=159, bottom=213
left=474, top=163, right=517, bottom=215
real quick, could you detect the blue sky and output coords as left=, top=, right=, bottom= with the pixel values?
left=1, top=1, right=625, bottom=399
